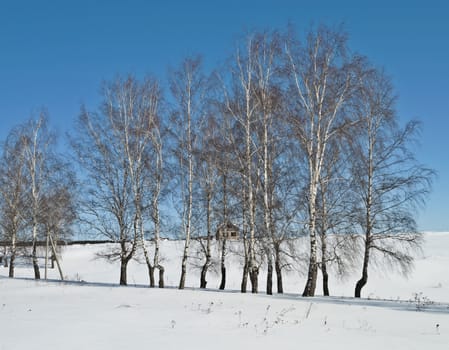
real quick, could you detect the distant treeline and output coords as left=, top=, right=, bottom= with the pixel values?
left=0, top=240, right=114, bottom=247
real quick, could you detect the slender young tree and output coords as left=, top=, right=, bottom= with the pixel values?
left=214, top=108, right=235, bottom=290
left=222, top=34, right=262, bottom=293
left=218, top=174, right=228, bottom=290
left=170, top=56, right=205, bottom=290
left=196, top=115, right=220, bottom=289
left=147, top=121, right=165, bottom=288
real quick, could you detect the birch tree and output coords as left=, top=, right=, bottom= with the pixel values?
left=285, top=26, right=356, bottom=296
left=315, top=138, right=357, bottom=296
left=196, top=115, right=220, bottom=288
left=250, top=31, right=285, bottom=295
left=73, top=105, right=136, bottom=285
left=103, top=76, right=163, bottom=287
left=223, top=34, right=261, bottom=293
left=1, top=115, right=75, bottom=279
left=213, top=107, right=235, bottom=290
left=170, top=57, right=204, bottom=290
left=74, top=76, right=165, bottom=286
left=147, top=119, right=165, bottom=288
left=0, top=125, right=29, bottom=277
left=22, top=114, right=59, bottom=280
left=349, top=67, right=434, bottom=298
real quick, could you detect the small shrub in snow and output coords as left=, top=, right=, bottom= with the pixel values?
left=413, top=292, right=434, bottom=311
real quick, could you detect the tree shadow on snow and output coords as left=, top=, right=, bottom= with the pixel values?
left=1, top=273, right=448, bottom=315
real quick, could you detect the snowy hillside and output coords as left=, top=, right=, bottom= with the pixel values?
left=1, top=232, right=449, bottom=349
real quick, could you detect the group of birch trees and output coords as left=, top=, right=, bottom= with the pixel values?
left=0, top=25, right=433, bottom=298
left=71, top=77, right=165, bottom=287
left=0, top=113, right=76, bottom=279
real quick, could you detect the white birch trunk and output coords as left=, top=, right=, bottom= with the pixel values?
left=179, top=72, right=194, bottom=290
left=152, top=139, right=164, bottom=288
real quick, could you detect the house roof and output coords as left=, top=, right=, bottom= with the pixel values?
left=216, top=221, right=239, bottom=232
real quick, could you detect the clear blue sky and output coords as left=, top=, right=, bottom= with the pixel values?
left=0, top=0, right=448, bottom=231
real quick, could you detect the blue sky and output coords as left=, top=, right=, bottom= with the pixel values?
left=0, top=0, right=448, bottom=231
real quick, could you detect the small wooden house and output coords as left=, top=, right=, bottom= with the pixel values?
left=215, top=222, right=240, bottom=240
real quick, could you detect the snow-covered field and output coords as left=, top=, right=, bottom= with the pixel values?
left=1, top=232, right=449, bottom=349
